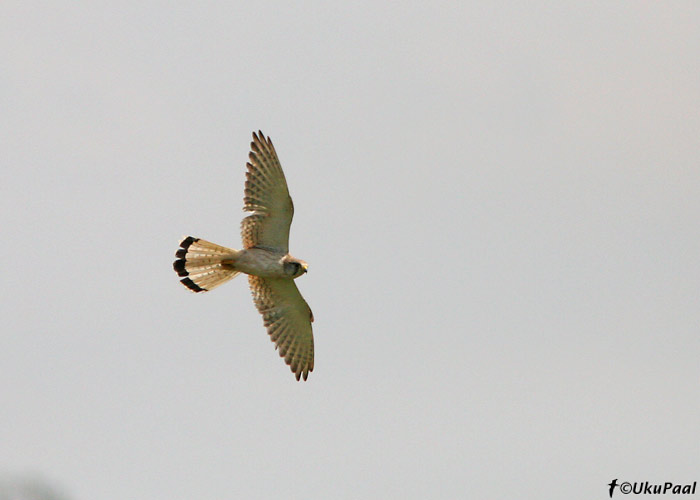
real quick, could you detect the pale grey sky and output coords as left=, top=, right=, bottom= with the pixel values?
left=2, top=2, right=699, bottom=499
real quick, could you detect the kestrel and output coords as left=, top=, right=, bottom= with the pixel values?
left=173, top=131, right=314, bottom=381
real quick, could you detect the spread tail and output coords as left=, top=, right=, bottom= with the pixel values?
left=173, top=236, right=241, bottom=292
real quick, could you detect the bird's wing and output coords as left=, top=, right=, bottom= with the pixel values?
left=248, top=275, right=314, bottom=381
left=241, top=131, right=294, bottom=252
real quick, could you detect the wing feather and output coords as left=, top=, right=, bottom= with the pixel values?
left=241, top=131, right=294, bottom=252
left=248, top=275, right=314, bottom=381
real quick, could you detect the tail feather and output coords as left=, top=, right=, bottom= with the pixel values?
left=173, top=236, right=241, bottom=292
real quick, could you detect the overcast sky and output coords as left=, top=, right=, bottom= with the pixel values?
left=2, top=2, right=699, bottom=499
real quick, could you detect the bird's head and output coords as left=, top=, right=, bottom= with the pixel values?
left=282, top=256, right=308, bottom=278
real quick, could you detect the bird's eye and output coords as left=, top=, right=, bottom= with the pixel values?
left=285, top=262, right=300, bottom=275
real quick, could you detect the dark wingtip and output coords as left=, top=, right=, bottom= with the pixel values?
left=175, top=248, right=187, bottom=259
left=180, top=277, right=205, bottom=292
left=173, top=259, right=188, bottom=277
left=257, top=130, right=272, bottom=147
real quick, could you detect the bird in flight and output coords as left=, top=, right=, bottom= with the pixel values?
left=173, top=131, right=314, bottom=381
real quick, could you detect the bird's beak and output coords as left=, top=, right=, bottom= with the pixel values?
left=302, top=263, right=308, bottom=273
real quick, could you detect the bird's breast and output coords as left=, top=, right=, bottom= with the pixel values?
left=235, top=248, right=287, bottom=278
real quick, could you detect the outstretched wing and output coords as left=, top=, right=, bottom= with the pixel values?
left=249, top=275, right=314, bottom=381
left=241, top=131, right=294, bottom=252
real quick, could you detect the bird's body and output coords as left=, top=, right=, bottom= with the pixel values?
left=173, top=131, right=314, bottom=381
left=229, top=248, right=307, bottom=279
